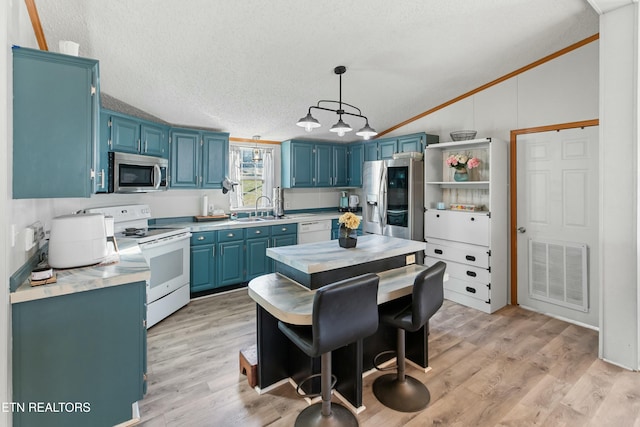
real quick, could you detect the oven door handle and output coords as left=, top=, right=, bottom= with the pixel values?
left=139, top=233, right=191, bottom=250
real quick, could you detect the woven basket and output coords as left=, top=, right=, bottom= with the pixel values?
left=450, top=130, right=477, bottom=141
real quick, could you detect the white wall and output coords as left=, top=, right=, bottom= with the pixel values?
left=3, top=0, right=40, bottom=422
left=383, top=40, right=599, bottom=143
left=598, top=3, right=639, bottom=370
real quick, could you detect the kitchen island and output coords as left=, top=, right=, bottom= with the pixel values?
left=248, top=234, right=431, bottom=411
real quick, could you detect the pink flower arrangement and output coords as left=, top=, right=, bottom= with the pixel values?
left=446, top=153, right=480, bottom=170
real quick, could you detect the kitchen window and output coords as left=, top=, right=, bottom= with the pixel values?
left=229, top=144, right=275, bottom=210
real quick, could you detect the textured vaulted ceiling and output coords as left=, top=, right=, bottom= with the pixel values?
left=34, top=0, right=599, bottom=142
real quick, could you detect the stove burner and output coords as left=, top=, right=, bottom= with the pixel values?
left=123, top=228, right=146, bottom=237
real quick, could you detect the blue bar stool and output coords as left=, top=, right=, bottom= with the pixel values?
left=278, top=273, right=380, bottom=427
left=372, top=261, right=446, bottom=412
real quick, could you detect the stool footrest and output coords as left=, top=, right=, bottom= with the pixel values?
left=295, top=372, right=337, bottom=399
left=373, top=350, right=398, bottom=372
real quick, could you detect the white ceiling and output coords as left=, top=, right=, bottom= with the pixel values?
left=35, top=0, right=599, bottom=143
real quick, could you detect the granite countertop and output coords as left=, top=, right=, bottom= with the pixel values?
left=266, top=234, right=427, bottom=274
left=10, top=240, right=150, bottom=305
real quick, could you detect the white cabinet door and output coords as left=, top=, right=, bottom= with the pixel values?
left=425, top=210, right=490, bottom=246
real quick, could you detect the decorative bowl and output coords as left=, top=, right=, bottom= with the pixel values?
left=450, top=130, right=477, bottom=141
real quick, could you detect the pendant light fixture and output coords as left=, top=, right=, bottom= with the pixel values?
left=296, top=66, right=377, bottom=140
left=252, top=135, right=262, bottom=162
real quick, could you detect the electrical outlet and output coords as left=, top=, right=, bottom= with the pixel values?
left=406, top=254, right=416, bottom=265
left=284, top=201, right=291, bottom=209
left=25, top=227, right=35, bottom=251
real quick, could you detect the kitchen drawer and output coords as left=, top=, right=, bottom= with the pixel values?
left=217, top=229, right=244, bottom=242
left=191, top=231, right=216, bottom=246
left=245, top=226, right=270, bottom=239
left=425, top=242, right=490, bottom=269
left=426, top=256, right=489, bottom=285
left=425, top=210, right=489, bottom=246
left=271, top=223, right=297, bottom=236
left=444, top=276, right=490, bottom=303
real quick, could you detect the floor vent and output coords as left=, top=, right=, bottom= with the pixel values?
left=529, top=238, right=588, bottom=312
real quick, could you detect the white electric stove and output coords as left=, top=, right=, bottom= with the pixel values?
left=85, top=204, right=191, bottom=328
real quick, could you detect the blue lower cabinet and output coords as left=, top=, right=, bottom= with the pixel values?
left=217, top=229, right=245, bottom=287
left=270, top=223, right=298, bottom=271
left=190, top=232, right=217, bottom=293
left=190, top=225, right=298, bottom=295
left=12, top=281, right=146, bottom=427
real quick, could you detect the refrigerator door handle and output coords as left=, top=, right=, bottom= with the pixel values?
left=380, top=166, right=387, bottom=231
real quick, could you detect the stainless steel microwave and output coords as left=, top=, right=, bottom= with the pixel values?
left=108, top=152, right=168, bottom=193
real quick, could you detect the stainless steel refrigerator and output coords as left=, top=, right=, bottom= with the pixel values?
left=363, top=158, right=424, bottom=241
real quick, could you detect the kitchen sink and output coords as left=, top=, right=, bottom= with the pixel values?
left=236, top=215, right=279, bottom=222
left=236, top=217, right=266, bottom=222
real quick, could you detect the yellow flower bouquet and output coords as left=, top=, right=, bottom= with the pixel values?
left=338, top=212, right=361, bottom=230
left=338, top=212, right=360, bottom=248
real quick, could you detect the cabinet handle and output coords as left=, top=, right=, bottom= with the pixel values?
left=99, top=169, right=105, bottom=189
left=144, top=140, right=148, bottom=152
left=470, top=217, right=475, bottom=221
left=282, top=227, right=287, bottom=232
left=137, top=139, right=141, bottom=152
left=466, top=271, right=477, bottom=277
left=434, top=249, right=443, bottom=255
left=292, top=177, right=296, bottom=186
left=198, top=236, right=205, bottom=241
left=255, top=230, right=261, bottom=234
left=465, top=255, right=476, bottom=261
left=227, top=233, right=234, bottom=237
left=465, top=287, right=476, bottom=294
left=212, top=246, right=215, bottom=257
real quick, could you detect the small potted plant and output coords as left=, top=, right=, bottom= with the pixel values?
left=446, top=153, right=480, bottom=182
left=338, top=212, right=360, bottom=248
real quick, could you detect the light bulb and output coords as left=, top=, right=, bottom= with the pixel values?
left=337, top=129, right=345, bottom=137
left=304, top=124, right=313, bottom=132
left=363, top=135, right=370, bottom=140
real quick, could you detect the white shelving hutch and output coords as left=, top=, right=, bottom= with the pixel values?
left=424, top=137, right=508, bottom=313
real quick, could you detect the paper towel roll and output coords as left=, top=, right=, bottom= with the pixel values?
left=202, top=195, right=208, bottom=216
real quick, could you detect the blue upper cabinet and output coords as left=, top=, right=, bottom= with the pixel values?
left=13, top=47, right=100, bottom=199
left=169, top=129, right=200, bottom=188
left=315, top=144, right=332, bottom=186
left=110, top=115, right=141, bottom=154
left=202, top=133, right=229, bottom=188
left=282, top=140, right=314, bottom=187
left=281, top=140, right=350, bottom=188
left=348, top=143, right=364, bottom=187
left=170, top=129, right=229, bottom=189
left=141, top=123, right=169, bottom=157
left=104, top=111, right=169, bottom=158
left=332, top=144, right=349, bottom=187
left=378, top=139, right=398, bottom=159
left=362, top=133, right=439, bottom=161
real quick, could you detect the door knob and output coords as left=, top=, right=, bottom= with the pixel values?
left=517, top=227, right=526, bottom=233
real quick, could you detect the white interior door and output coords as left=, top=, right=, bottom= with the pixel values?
left=516, top=127, right=599, bottom=327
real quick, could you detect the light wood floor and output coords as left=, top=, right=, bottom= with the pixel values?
left=137, top=289, right=640, bottom=427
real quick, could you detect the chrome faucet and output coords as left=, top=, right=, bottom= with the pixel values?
left=254, top=196, right=271, bottom=217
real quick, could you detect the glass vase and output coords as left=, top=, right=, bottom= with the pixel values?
left=453, top=167, right=469, bottom=182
